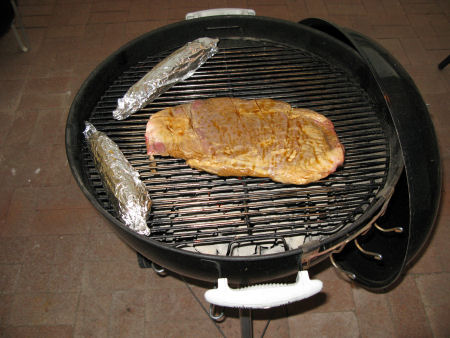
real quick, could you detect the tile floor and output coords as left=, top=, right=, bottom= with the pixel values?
left=0, top=0, right=449, bottom=337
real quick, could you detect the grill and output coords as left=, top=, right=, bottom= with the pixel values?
left=66, top=14, right=440, bottom=299
left=85, top=40, right=390, bottom=256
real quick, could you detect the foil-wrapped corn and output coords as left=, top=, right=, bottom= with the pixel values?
left=83, top=122, right=152, bottom=236
left=113, top=37, right=219, bottom=120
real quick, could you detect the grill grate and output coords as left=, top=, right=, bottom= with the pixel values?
left=83, top=39, right=389, bottom=256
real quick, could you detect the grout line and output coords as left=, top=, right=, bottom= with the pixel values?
left=182, top=276, right=227, bottom=338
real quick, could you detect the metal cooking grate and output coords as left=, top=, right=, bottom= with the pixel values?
left=83, top=39, right=389, bottom=255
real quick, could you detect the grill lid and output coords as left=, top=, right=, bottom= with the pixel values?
left=301, top=19, right=441, bottom=290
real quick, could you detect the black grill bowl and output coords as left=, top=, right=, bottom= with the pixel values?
left=66, top=15, right=405, bottom=285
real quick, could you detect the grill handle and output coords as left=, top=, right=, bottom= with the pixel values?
left=204, top=271, right=322, bottom=309
left=185, top=8, right=255, bottom=20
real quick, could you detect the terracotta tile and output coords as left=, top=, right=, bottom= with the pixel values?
left=82, top=23, right=106, bottom=46
left=3, top=109, right=39, bottom=147
left=0, top=264, right=21, bottom=293
left=308, top=259, right=343, bottom=281
left=0, top=111, right=16, bottom=147
left=0, top=143, right=53, bottom=191
left=0, top=55, right=31, bottom=80
left=401, top=38, right=434, bottom=65
left=251, top=4, right=291, bottom=21
left=2, top=187, right=38, bottom=237
left=91, top=0, right=131, bottom=12
left=287, top=275, right=355, bottom=315
left=0, top=294, right=14, bottom=327
left=8, top=292, right=79, bottom=326
left=304, top=0, right=329, bottom=17
left=0, top=237, right=29, bottom=264
left=76, top=43, right=117, bottom=66
left=46, top=25, right=86, bottom=39
left=74, top=291, right=113, bottom=338
left=103, top=23, right=129, bottom=50
left=0, top=79, right=26, bottom=112
left=387, top=274, right=433, bottom=337
left=48, top=262, right=84, bottom=292
left=403, top=2, right=443, bottom=15
left=53, top=234, right=89, bottom=266
left=15, top=262, right=52, bottom=292
left=29, top=50, right=78, bottom=78
left=168, top=0, right=210, bottom=8
left=416, top=273, right=450, bottom=337
left=87, top=232, right=136, bottom=262
left=5, top=186, right=37, bottom=212
left=145, top=286, right=206, bottom=322
left=145, top=318, right=221, bottom=338
left=247, top=0, right=286, bottom=5
left=83, top=260, right=147, bottom=291
left=226, top=0, right=248, bottom=8
left=377, top=38, right=410, bottom=66
left=415, top=273, right=450, bottom=308
left=409, top=237, right=444, bottom=274
left=28, top=110, right=67, bottom=149
left=2, top=207, right=35, bottom=237
left=404, top=64, right=449, bottom=95
left=287, top=0, right=308, bottom=21
left=353, top=286, right=396, bottom=337
left=89, top=11, right=129, bottom=24
left=425, top=93, right=450, bottom=127
left=49, top=3, right=91, bottom=26
left=288, top=311, right=360, bottom=337
left=371, top=25, right=417, bottom=39
left=434, top=216, right=450, bottom=272
left=31, top=208, right=91, bottom=235
left=424, top=303, right=450, bottom=338
left=253, top=307, right=290, bottom=338
left=128, top=1, right=168, bottom=21
left=110, top=290, right=146, bottom=338
left=34, top=184, right=93, bottom=210
left=420, top=36, right=450, bottom=50
left=325, top=2, right=367, bottom=16
left=22, top=15, right=52, bottom=28
left=0, top=177, right=15, bottom=223
left=146, top=270, right=189, bottom=289
left=22, top=235, right=58, bottom=264
left=24, top=76, right=73, bottom=95
left=86, top=206, right=116, bottom=233
left=18, top=92, right=71, bottom=111
left=167, top=5, right=204, bottom=21
left=214, top=315, right=243, bottom=338
left=1, top=325, right=74, bottom=338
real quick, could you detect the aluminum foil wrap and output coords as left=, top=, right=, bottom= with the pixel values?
left=113, top=37, right=219, bottom=120
left=83, top=122, right=152, bottom=236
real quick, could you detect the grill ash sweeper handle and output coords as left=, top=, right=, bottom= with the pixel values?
left=204, top=271, right=322, bottom=309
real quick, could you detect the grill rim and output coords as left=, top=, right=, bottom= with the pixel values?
left=65, top=15, right=403, bottom=283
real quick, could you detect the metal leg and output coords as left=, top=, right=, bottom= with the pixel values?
left=438, top=55, right=449, bottom=70
left=10, top=0, right=29, bottom=52
left=239, top=308, right=253, bottom=338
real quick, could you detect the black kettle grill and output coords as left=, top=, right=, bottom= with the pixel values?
left=65, top=14, right=441, bottom=301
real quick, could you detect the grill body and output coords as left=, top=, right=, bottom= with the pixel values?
left=66, top=16, right=416, bottom=285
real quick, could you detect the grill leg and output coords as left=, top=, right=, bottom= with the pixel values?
left=438, top=55, right=449, bottom=70
left=239, top=308, right=253, bottom=338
